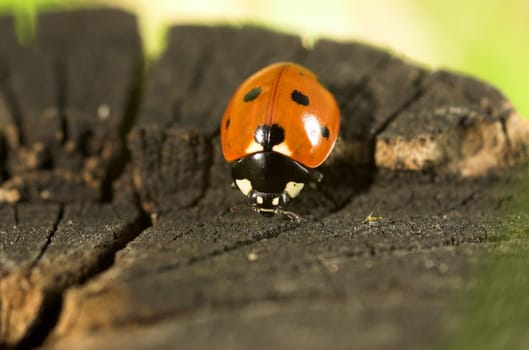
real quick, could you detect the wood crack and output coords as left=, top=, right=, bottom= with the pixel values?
left=12, top=203, right=19, bottom=225
left=52, top=57, right=69, bottom=145
left=441, top=191, right=479, bottom=214
left=100, top=54, right=145, bottom=202
left=499, top=109, right=512, bottom=151
left=373, top=69, right=428, bottom=136
left=17, top=203, right=151, bottom=348
left=170, top=48, right=212, bottom=127
left=156, top=221, right=301, bottom=274
left=186, top=49, right=212, bottom=94
left=184, top=134, right=215, bottom=209
left=29, top=204, right=64, bottom=271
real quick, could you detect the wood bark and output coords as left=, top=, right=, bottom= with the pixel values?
left=0, top=9, right=528, bottom=349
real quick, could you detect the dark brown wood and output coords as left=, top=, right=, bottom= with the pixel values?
left=0, top=8, right=528, bottom=350
left=0, top=10, right=147, bottom=349
left=375, top=71, right=525, bottom=176
left=137, top=25, right=303, bottom=134
left=0, top=198, right=145, bottom=347
left=128, top=126, right=210, bottom=216
left=0, top=9, right=143, bottom=204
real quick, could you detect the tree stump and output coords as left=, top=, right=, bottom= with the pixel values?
left=1, top=9, right=528, bottom=350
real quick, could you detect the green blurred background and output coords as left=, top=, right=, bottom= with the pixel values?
left=0, top=0, right=527, bottom=117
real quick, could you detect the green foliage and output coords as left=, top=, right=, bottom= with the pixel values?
left=414, top=0, right=529, bottom=118
left=443, top=244, right=529, bottom=350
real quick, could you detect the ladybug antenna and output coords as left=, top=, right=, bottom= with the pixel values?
left=311, top=170, right=323, bottom=183
left=276, top=208, right=302, bottom=222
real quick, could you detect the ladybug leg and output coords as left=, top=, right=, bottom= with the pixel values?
left=311, top=170, right=323, bottom=183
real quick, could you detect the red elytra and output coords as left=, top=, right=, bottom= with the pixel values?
left=221, top=62, right=340, bottom=169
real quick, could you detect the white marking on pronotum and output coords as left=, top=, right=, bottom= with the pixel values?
left=235, top=179, right=253, bottom=196
left=245, top=142, right=263, bottom=154
left=272, top=143, right=292, bottom=156
left=284, top=181, right=304, bottom=198
left=272, top=197, right=280, bottom=206
left=256, top=196, right=264, bottom=205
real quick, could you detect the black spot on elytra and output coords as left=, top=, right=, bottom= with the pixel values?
left=291, top=89, right=309, bottom=106
left=225, top=118, right=230, bottom=129
left=244, top=87, right=261, bottom=102
left=254, top=124, right=285, bottom=151
left=321, top=125, right=330, bottom=139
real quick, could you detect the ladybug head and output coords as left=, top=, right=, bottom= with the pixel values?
left=248, top=190, right=290, bottom=216
left=231, top=152, right=319, bottom=216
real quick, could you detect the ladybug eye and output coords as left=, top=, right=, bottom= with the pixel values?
left=291, top=90, right=309, bottom=106
left=244, top=87, right=261, bottom=102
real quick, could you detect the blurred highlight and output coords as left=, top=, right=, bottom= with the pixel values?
left=0, top=0, right=527, bottom=117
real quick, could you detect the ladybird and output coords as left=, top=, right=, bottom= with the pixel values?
left=221, top=62, right=340, bottom=216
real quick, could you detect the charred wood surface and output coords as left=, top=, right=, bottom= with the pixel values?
left=0, top=9, right=528, bottom=350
